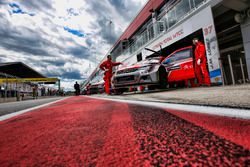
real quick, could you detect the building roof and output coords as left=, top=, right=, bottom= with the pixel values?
left=113, top=0, right=165, bottom=47
left=0, top=62, right=45, bottom=78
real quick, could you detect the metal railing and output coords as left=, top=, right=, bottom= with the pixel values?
left=119, top=0, right=207, bottom=58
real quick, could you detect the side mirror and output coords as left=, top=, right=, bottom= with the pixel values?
left=164, top=58, right=171, bottom=64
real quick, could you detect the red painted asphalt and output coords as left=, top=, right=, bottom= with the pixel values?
left=0, top=96, right=249, bottom=166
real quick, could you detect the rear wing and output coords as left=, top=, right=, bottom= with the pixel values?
left=145, top=45, right=163, bottom=59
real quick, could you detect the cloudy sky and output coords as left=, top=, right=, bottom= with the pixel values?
left=0, top=0, right=146, bottom=90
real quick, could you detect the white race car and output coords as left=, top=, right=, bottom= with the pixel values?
left=112, top=55, right=167, bottom=93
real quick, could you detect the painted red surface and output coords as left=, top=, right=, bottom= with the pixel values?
left=166, top=108, right=250, bottom=150
left=0, top=96, right=249, bottom=166
left=162, top=46, right=196, bottom=83
left=95, top=103, right=147, bottom=166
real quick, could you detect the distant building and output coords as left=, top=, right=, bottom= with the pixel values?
left=0, top=62, right=58, bottom=99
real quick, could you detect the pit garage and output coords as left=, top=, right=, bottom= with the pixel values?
left=144, top=1, right=250, bottom=86
left=213, top=2, right=250, bottom=85
left=0, top=62, right=59, bottom=101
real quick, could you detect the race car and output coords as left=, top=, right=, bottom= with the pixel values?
left=112, top=46, right=196, bottom=93
left=162, top=46, right=196, bottom=86
left=112, top=54, right=167, bottom=92
left=87, top=80, right=104, bottom=95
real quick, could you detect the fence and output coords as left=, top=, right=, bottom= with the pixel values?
left=121, top=0, right=207, bottom=57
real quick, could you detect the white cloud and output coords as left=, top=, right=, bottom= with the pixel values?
left=0, top=0, right=147, bottom=90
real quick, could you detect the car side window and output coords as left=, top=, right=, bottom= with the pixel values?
left=163, top=57, right=175, bottom=65
left=163, top=48, right=192, bottom=65
left=174, top=49, right=192, bottom=61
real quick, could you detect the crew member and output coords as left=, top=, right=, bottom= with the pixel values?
left=74, top=81, right=80, bottom=96
left=100, top=55, right=122, bottom=94
left=193, top=38, right=211, bottom=86
left=86, top=83, right=91, bottom=95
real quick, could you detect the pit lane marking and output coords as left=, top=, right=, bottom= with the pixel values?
left=0, top=97, right=69, bottom=121
left=89, top=96, right=250, bottom=120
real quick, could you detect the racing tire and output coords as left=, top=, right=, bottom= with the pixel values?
left=158, top=67, right=168, bottom=89
left=114, top=88, right=126, bottom=95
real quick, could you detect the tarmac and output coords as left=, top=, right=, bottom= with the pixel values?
left=0, top=96, right=249, bottom=166
left=94, top=84, right=250, bottom=109
left=0, top=97, right=65, bottom=116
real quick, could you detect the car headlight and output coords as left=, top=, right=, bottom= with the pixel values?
left=139, top=66, right=151, bottom=74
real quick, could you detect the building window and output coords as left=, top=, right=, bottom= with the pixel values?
left=148, top=23, right=155, bottom=40
left=194, top=0, right=205, bottom=7
left=157, top=21, right=165, bottom=34
left=167, top=7, right=176, bottom=28
left=175, top=0, right=191, bottom=20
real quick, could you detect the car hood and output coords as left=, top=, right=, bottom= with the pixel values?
left=118, top=63, right=144, bottom=71
left=90, top=80, right=104, bottom=86
left=117, top=59, right=159, bottom=71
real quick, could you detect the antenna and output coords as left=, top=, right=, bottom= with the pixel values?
left=145, top=47, right=160, bottom=55
left=109, top=19, right=112, bottom=45
left=160, top=45, right=163, bottom=56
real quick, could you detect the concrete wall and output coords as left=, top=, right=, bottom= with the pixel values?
left=241, top=17, right=250, bottom=79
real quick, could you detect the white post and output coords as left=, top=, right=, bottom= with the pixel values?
left=219, top=58, right=225, bottom=86
left=239, top=57, right=246, bottom=84
left=5, top=73, right=7, bottom=101
left=227, top=54, right=235, bottom=85
left=109, top=20, right=112, bottom=46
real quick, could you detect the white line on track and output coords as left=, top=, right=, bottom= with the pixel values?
left=90, top=96, right=250, bottom=120
left=0, top=97, right=69, bottom=121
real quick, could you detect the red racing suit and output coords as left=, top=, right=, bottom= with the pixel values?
left=100, top=60, right=122, bottom=94
left=194, top=42, right=211, bottom=86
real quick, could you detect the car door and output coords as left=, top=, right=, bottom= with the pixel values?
left=162, top=47, right=195, bottom=82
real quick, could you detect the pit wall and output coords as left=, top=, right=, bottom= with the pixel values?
left=241, top=17, right=250, bottom=80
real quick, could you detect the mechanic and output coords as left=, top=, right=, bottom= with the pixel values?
left=193, top=38, right=211, bottom=86
left=99, top=55, right=122, bottom=95
left=86, top=83, right=91, bottom=95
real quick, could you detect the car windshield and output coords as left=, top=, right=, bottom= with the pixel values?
left=144, top=57, right=160, bottom=64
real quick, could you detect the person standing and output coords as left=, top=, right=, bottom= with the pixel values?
left=193, top=38, right=211, bottom=86
left=86, top=83, right=91, bottom=95
left=99, top=55, right=122, bottom=95
left=32, top=85, right=38, bottom=99
left=74, top=81, right=80, bottom=96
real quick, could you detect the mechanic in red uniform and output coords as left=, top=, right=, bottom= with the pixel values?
left=100, top=55, right=122, bottom=94
left=193, top=38, right=211, bottom=86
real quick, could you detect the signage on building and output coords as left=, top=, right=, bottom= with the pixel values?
left=0, top=78, right=59, bottom=83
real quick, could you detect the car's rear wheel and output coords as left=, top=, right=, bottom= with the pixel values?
left=114, top=88, right=127, bottom=95
left=158, top=67, right=167, bottom=89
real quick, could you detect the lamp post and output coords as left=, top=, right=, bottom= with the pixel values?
left=109, top=20, right=112, bottom=46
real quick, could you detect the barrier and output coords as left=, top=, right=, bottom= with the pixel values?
left=0, top=78, right=58, bottom=83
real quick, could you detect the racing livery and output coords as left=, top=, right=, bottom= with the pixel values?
left=162, top=46, right=195, bottom=84
left=112, top=46, right=197, bottom=92
left=112, top=55, right=167, bottom=91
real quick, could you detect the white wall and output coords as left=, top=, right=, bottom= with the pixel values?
left=241, top=17, right=250, bottom=80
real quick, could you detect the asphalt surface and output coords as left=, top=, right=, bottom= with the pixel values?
left=0, top=96, right=249, bottom=166
left=98, top=84, right=250, bottom=109
left=0, top=97, right=65, bottom=116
